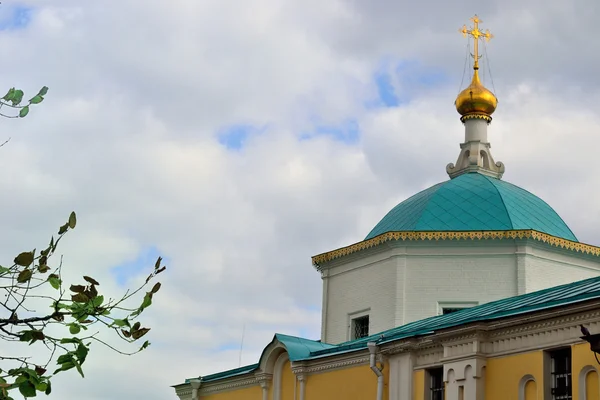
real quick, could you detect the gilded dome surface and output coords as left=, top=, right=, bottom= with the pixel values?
left=365, top=173, right=577, bottom=241
left=455, top=70, right=497, bottom=117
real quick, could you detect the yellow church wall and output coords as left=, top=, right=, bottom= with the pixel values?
left=304, top=363, right=389, bottom=400
left=524, top=379, right=537, bottom=400
left=485, top=351, right=543, bottom=400
left=572, top=342, right=600, bottom=400
left=280, top=360, right=296, bottom=400
left=413, top=369, right=425, bottom=400
left=200, top=385, right=261, bottom=400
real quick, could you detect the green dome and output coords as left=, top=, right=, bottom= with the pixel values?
left=366, top=173, right=577, bottom=242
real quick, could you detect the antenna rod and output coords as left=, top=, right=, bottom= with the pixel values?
left=239, top=323, right=246, bottom=367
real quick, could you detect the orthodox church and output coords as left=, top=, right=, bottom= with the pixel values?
left=174, top=15, right=600, bottom=400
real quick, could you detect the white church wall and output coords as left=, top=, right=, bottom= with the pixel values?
left=318, top=239, right=600, bottom=345
left=403, top=242, right=518, bottom=325
left=522, top=244, right=600, bottom=293
left=321, top=248, right=398, bottom=344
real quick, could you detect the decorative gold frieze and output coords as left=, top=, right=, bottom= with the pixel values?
left=311, top=230, right=600, bottom=266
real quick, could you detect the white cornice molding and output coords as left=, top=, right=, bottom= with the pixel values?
left=199, top=376, right=259, bottom=394
left=174, top=386, right=192, bottom=400
left=292, top=352, right=370, bottom=375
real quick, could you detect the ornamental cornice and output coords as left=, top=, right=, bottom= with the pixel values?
left=311, top=230, right=600, bottom=266
left=486, top=302, right=600, bottom=337
left=199, top=377, right=259, bottom=394
left=254, top=372, right=272, bottom=388
left=298, top=354, right=370, bottom=375
left=175, top=387, right=192, bottom=398
left=460, top=113, right=492, bottom=123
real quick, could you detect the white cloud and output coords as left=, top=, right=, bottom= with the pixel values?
left=0, top=1, right=598, bottom=399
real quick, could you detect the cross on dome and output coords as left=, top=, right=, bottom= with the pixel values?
left=447, top=15, right=504, bottom=180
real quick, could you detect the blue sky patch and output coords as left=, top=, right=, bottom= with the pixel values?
left=0, top=6, right=33, bottom=30
left=374, top=71, right=400, bottom=107
left=217, top=124, right=266, bottom=150
left=368, top=58, right=450, bottom=109
left=300, top=118, right=360, bottom=144
left=111, top=246, right=166, bottom=286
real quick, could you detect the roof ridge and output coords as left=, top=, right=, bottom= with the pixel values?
left=478, top=173, right=514, bottom=230
left=487, top=176, right=578, bottom=242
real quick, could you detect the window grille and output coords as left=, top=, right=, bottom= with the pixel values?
left=351, top=315, right=369, bottom=339
left=429, top=367, right=445, bottom=400
left=550, top=348, right=572, bottom=400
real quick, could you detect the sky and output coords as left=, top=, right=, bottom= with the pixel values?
left=0, top=0, right=599, bottom=399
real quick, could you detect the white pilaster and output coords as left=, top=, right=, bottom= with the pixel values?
left=443, top=358, right=486, bottom=400
left=255, top=373, right=272, bottom=400
left=388, top=352, right=414, bottom=400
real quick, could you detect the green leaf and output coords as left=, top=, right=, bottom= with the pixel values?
left=13, top=90, right=24, bottom=105
left=53, top=361, right=74, bottom=375
left=58, top=223, right=69, bottom=235
left=59, top=338, right=81, bottom=345
left=68, top=212, right=77, bottom=229
left=34, top=382, right=47, bottom=392
left=56, top=354, right=72, bottom=364
left=19, top=331, right=33, bottom=342
left=72, top=357, right=84, bottom=378
left=48, top=275, right=61, bottom=290
left=91, top=295, right=104, bottom=308
left=45, top=380, right=52, bottom=395
left=37, top=86, right=48, bottom=96
left=75, top=343, right=88, bottom=362
left=141, top=293, right=152, bottom=309
left=154, top=256, right=162, bottom=270
left=19, top=105, right=29, bottom=117
left=17, top=269, right=33, bottom=283
left=2, top=87, right=15, bottom=101
left=18, top=380, right=36, bottom=397
left=29, top=95, right=43, bottom=104
left=112, top=319, right=128, bottom=327
left=140, top=340, right=151, bottom=351
left=69, top=324, right=81, bottom=335
left=0, top=265, right=10, bottom=274
left=14, top=251, right=34, bottom=267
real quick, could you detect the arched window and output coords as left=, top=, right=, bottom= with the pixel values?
left=518, top=374, right=536, bottom=400
left=578, top=365, right=599, bottom=400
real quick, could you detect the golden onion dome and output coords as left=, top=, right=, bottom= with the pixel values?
left=455, top=68, right=497, bottom=120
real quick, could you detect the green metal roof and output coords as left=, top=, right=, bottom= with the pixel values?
left=184, top=334, right=335, bottom=384
left=365, top=172, right=577, bottom=242
left=182, top=275, right=600, bottom=385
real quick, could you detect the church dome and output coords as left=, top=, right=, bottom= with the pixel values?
left=365, top=173, right=577, bottom=241
left=455, top=69, right=497, bottom=120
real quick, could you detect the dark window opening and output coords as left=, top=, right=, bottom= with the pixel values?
left=550, top=348, right=572, bottom=400
left=351, top=315, right=369, bottom=340
left=429, top=367, right=445, bottom=400
left=442, top=308, right=464, bottom=315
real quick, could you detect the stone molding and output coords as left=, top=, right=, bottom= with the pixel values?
left=292, top=353, right=370, bottom=375
left=198, top=377, right=259, bottom=395
left=174, top=386, right=192, bottom=400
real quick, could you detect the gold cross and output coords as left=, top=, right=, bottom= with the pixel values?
left=459, top=15, right=493, bottom=70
